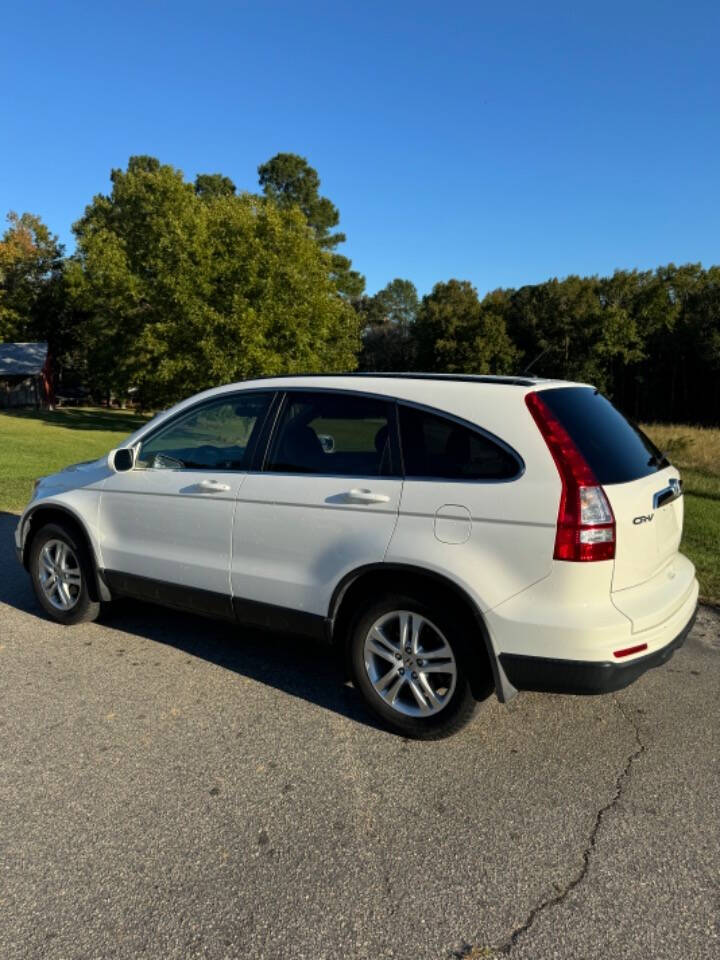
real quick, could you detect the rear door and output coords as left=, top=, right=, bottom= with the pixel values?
left=387, top=402, right=555, bottom=611
left=230, top=390, right=402, bottom=622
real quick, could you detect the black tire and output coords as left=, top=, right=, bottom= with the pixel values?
left=29, top=522, right=102, bottom=625
left=349, top=593, right=479, bottom=739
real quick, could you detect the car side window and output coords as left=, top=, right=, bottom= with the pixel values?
left=399, top=404, right=519, bottom=480
left=137, top=393, right=272, bottom=470
left=265, top=392, right=394, bottom=476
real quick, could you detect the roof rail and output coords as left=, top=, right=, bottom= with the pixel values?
left=240, top=372, right=540, bottom=387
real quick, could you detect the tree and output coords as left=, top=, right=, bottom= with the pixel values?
left=258, top=152, right=364, bottom=298
left=194, top=173, right=236, bottom=199
left=69, top=156, right=362, bottom=406
left=501, top=274, right=644, bottom=392
left=0, top=211, right=65, bottom=343
left=414, top=279, right=519, bottom=374
left=620, top=263, right=720, bottom=422
left=356, top=278, right=419, bottom=370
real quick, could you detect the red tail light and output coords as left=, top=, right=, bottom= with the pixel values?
left=525, top=392, right=615, bottom=562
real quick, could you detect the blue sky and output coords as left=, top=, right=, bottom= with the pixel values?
left=1, top=1, right=718, bottom=296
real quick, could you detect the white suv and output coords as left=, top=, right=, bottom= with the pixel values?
left=15, top=375, right=698, bottom=738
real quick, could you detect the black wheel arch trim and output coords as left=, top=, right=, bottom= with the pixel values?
left=20, top=503, right=111, bottom=602
left=327, top=562, right=518, bottom=703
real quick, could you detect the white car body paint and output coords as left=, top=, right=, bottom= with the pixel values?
left=99, top=467, right=245, bottom=595
left=230, top=472, right=402, bottom=615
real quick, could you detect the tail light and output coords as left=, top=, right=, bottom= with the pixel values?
left=525, top=392, right=615, bottom=562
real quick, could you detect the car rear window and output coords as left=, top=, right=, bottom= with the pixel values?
left=536, top=387, right=669, bottom=485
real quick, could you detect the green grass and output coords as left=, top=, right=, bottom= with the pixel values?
left=0, top=407, right=149, bottom=514
left=642, top=424, right=720, bottom=604
left=1, top=408, right=717, bottom=602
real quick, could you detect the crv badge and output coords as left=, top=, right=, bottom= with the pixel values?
left=633, top=514, right=654, bottom=524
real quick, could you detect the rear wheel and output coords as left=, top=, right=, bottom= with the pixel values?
left=349, top=594, right=478, bottom=739
left=29, top=523, right=101, bottom=625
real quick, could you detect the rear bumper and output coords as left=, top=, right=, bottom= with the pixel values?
left=498, top=601, right=698, bottom=695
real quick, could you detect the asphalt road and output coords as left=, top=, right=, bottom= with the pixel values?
left=1, top=510, right=718, bottom=960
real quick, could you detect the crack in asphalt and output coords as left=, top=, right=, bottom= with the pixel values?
left=497, top=699, right=645, bottom=956
left=450, top=698, right=646, bottom=960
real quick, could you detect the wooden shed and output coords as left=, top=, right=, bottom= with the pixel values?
left=0, top=342, right=54, bottom=409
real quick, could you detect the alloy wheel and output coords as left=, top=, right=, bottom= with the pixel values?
left=38, top=539, right=82, bottom=611
left=363, top=610, right=457, bottom=717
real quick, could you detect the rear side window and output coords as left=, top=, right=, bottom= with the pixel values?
left=266, top=391, right=394, bottom=476
left=399, top=405, right=520, bottom=480
left=536, top=387, right=668, bottom=485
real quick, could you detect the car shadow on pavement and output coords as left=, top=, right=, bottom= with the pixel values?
left=1, top=512, right=382, bottom=732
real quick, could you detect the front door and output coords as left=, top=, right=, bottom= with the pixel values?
left=231, top=390, right=402, bottom=624
left=98, top=391, right=273, bottom=614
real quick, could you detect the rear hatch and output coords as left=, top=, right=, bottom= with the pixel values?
left=604, top=469, right=682, bottom=591
left=538, top=387, right=690, bottom=630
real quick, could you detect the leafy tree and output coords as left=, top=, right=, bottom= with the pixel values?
left=621, top=263, right=720, bottom=422
left=6, top=145, right=718, bottom=424
left=414, top=279, right=519, bottom=374
left=459, top=265, right=719, bottom=423
left=0, top=211, right=65, bottom=343
left=194, top=173, right=237, bottom=199
left=357, top=278, right=419, bottom=370
left=374, top=278, right=419, bottom=334
left=258, top=152, right=364, bottom=298
left=69, top=156, right=362, bottom=406
left=501, top=274, right=645, bottom=391
left=258, top=153, right=338, bottom=244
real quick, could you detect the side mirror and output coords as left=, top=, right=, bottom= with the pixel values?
left=108, top=447, right=136, bottom=472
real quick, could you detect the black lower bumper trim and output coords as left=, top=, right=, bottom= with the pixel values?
left=498, top=604, right=698, bottom=695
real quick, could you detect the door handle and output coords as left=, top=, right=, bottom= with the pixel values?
left=346, top=488, right=391, bottom=504
left=653, top=477, right=682, bottom=509
left=195, top=479, right=231, bottom=493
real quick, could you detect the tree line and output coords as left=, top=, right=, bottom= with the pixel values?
left=358, top=266, right=720, bottom=425
left=1, top=153, right=718, bottom=422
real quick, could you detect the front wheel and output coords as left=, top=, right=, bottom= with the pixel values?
left=29, top=523, right=101, bottom=625
left=349, top=595, right=478, bottom=739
